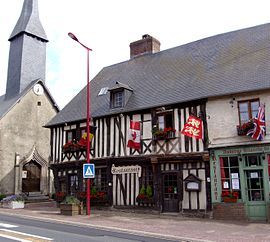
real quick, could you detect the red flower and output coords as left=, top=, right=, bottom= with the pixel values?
left=221, top=190, right=238, bottom=199
left=55, top=191, right=66, bottom=202
left=137, top=194, right=146, bottom=199
left=164, top=127, right=176, bottom=133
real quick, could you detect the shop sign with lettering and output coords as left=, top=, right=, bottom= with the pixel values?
left=111, top=164, right=142, bottom=177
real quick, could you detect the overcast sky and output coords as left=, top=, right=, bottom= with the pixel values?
left=1, top=0, right=270, bottom=108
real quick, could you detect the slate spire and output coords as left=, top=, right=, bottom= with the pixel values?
left=9, top=0, right=48, bottom=41
left=5, top=0, right=48, bottom=100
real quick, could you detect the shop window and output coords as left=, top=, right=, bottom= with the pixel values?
left=68, top=174, right=78, bottom=196
left=91, top=167, right=107, bottom=192
left=140, top=166, right=153, bottom=189
left=220, top=156, right=241, bottom=199
left=238, top=99, right=259, bottom=125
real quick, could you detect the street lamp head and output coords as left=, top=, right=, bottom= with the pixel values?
left=68, top=32, right=79, bottom=42
left=68, top=32, right=92, bottom=51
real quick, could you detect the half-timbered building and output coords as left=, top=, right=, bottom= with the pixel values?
left=0, top=0, right=58, bottom=196
left=46, top=34, right=211, bottom=214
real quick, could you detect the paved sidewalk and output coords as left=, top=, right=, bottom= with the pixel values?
left=0, top=201, right=270, bottom=242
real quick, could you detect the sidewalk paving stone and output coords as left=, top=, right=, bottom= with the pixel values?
left=0, top=201, right=270, bottom=242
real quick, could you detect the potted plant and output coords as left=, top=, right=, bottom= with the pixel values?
left=136, top=185, right=154, bottom=206
left=90, top=187, right=108, bottom=206
left=1, top=194, right=25, bottom=209
left=221, top=190, right=239, bottom=203
left=60, top=195, right=81, bottom=216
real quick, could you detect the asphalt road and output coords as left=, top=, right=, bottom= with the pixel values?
left=0, top=214, right=182, bottom=242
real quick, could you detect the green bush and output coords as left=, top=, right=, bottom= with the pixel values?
left=51, top=193, right=56, bottom=199
left=139, top=185, right=146, bottom=195
left=61, top=195, right=80, bottom=205
left=146, top=185, right=153, bottom=198
left=0, top=194, right=6, bottom=201
left=91, top=186, right=97, bottom=195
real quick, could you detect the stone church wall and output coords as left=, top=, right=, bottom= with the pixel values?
left=0, top=88, right=57, bottom=195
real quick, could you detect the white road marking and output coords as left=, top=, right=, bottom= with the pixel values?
left=0, top=222, right=18, bottom=228
left=0, top=233, right=30, bottom=241
left=0, top=229, right=53, bottom=241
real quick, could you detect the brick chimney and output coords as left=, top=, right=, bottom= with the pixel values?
left=130, top=34, right=160, bottom=58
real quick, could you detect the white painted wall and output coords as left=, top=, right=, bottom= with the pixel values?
left=207, top=90, right=270, bottom=148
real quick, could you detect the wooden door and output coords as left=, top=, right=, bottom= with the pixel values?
left=22, top=161, right=41, bottom=192
left=162, top=173, right=180, bottom=212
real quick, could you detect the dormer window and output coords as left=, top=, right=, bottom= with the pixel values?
left=109, top=81, right=133, bottom=109
left=112, top=91, right=124, bottom=108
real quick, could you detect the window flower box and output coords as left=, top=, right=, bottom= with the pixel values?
left=152, top=127, right=176, bottom=140
left=223, top=197, right=237, bottom=203
left=221, top=190, right=239, bottom=203
left=237, top=119, right=254, bottom=136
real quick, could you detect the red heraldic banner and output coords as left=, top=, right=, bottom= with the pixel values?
left=127, top=121, right=141, bottom=149
left=181, top=115, right=203, bottom=139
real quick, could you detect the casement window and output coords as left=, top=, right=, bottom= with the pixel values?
left=80, top=128, right=86, bottom=137
left=220, top=156, right=241, bottom=199
left=111, top=91, right=124, bottom=108
left=157, top=111, right=174, bottom=130
left=66, top=130, right=76, bottom=143
left=238, top=99, right=259, bottom=125
left=94, top=167, right=107, bottom=192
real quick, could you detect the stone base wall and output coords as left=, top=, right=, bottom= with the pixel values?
left=213, top=202, right=247, bottom=221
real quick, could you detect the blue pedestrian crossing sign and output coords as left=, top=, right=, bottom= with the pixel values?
left=83, top=164, right=95, bottom=178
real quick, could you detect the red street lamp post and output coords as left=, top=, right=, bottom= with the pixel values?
left=68, top=32, right=92, bottom=216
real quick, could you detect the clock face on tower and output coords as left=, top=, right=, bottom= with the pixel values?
left=33, top=83, right=44, bottom=96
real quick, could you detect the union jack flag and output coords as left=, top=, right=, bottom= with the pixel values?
left=247, top=104, right=266, bottom=141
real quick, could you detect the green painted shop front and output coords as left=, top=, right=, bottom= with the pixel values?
left=210, top=144, right=270, bottom=221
